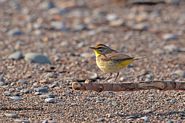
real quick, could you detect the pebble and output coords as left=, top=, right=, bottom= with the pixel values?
left=143, top=109, right=152, bottom=113
left=88, top=72, right=98, bottom=80
left=4, top=112, right=18, bottom=118
left=126, top=114, right=139, bottom=119
left=34, top=86, right=49, bottom=93
left=172, top=70, right=185, bottom=78
left=106, top=13, right=118, bottom=21
left=140, top=116, right=148, bottom=122
left=45, top=73, right=58, bottom=78
left=96, top=117, right=105, bottom=122
left=8, top=28, right=23, bottom=36
left=109, top=19, right=124, bottom=27
left=44, top=98, right=56, bottom=103
left=0, top=74, right=4, bottom=81
left=111, top=101, right=118, bottom=106
left=4, top=91, right=11, bottom=96
left=40, top=1, right=55, bottom=9
left=9, top=96, right=22, bottom=101
left=152, top=49, right=164, bottom=55
left=164, top=44, right=180, bottom=53
left=20, top=89, right=31, bottom=94
left=50, top=21, right=68, bottom=31
left=73, top=24, right=87, bottom=31
left=14, top=119, right=30, bottom=123
left=0, top=75, right=5, bottom=86
left=42, top=120, right=57, bottom=123
left=166, top=120, right=174, bottom=123
left=15, top=40, right=24, bottom=50
left=17, top=79, right=27, bottom=84
left=162, top=33, right=177, bottom=41
left=48, top=81, right=59, bottom=88
left=131, top=23, right=149, bottom=31
left=145, top=73, right=154, bottom=81
left=165, top=0, right=180, bottom=5
left=48, top=8, right=68, bottom=15
left=167, top=98, right=176, bottom=104
left=80, top=52, right=92, bottom=58
left=0, top=81, right=5, bottom=86
left=40, top=93, right=55, bottom=99
left=8, top=51, right=24, bottom=60
left=24, top=53, right=51, bottom=64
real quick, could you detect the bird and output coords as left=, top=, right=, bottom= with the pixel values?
left=90, top=44, right=139, bottom=81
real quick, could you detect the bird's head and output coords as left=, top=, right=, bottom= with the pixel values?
left=90, top=44, right=114, bottom=56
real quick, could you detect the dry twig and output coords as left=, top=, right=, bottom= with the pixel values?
left=72, top=80, right=185, bottom=92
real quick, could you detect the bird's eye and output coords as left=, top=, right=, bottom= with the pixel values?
left=97, top=47, right=105, bottom=52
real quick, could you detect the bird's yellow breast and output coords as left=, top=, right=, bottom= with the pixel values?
left=96, top=56, right=133, bottom=73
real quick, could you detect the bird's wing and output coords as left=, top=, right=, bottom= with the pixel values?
left=105, top=52, right=134, bottom=61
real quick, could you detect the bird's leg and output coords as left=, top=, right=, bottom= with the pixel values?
left=115, top=72, right=119, bottom=81
left=105, top=73, right=112, bottom=81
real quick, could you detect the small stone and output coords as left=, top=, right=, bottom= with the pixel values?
left=48, top=81, right=59, bottom=88
left=50, top=21, right=68, bottom=31
left=106, top=113, right=113, bottom=118
left=15, top=40, right=24, bottom=50
left=44, top=98, right=56, bottom=103
left=106, top=14, right=118, bottom=21
left=152, top=49, right=164, bottom=55
left=165, top=0, right=180, bottom=5
left=162, top=34, right=177, bottom=41
left=0, top=81, right=5, bottom=86
left=87, top=30, right=97, bottom=36
left=166, top=120, right=174, bottom=123
left=126, top=114, right=139, bottom=119
left=50, top=7, right=69, bottom=15
left=42, top=120, right=57, bottom=123
left=8, top=28, right=23, bottom=36
left=34, top=30, right=42, bottom=36
left=4, top=91, right=11, bottom=96
left=80, top=53, right=92, bottom=58
left=140, top=116, right=148, bottom=122
left=34, top=86, right=49, bottom=93
left=167, top=98, right=176, bottom=104
left=4, top=112, right=18, bottom=118
left=40, top=1, right=55, bottom=9
left=40, top=93, right=55, bottom=99
left=132, top=23, right=149, bottom=31
left=8, top=51, right=24, bottom=60
left=42, top=120, right=48, bottom=123
left=88, top=72, right=98, bottom=80
left=14, top=119, right=30, bottom=123
left=143, top=109, right=152, bottom=113
left=9, top=96, right=22, bottom=101
left=73, top=24, right=87, bottom=31
left=109, top=19, right=124, bottom=27
left=45, top=73, right=58, bottom=78
left=164, top=44, right=180, bottom=53
left=20, top=89, right=31, bottom=94
left=172, top=70, right=185, bottom=78
left=145, top=73, right=154, bottom=81
left=111, top=101, right=118, bottom=106
left=96, top=117, right=105, bottom=122
left=0, top=74, right=4, bottom=82
left=24, top=53, right=51, bottom=64
left=17, top=79, right=27, bottom=84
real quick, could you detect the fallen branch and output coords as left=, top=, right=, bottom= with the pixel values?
left=72, top=80, right=185, bottom=92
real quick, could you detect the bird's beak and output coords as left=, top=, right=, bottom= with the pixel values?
left=89, top=47, right=96, bottom=49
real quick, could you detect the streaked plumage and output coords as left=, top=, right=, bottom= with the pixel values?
left=90, top=44, right=135, bottom=81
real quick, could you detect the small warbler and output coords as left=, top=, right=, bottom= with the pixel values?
left=90, top=44, right=139, bottom=81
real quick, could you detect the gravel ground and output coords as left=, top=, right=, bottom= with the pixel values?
left=0, top=0, right=185, bottom=122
